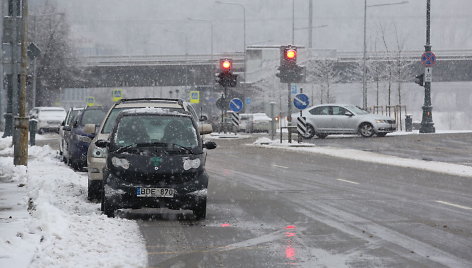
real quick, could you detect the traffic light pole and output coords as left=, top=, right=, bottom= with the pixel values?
left=287, top=82, right=292, bottom=143
left=420, top=0, right=435, bottom=133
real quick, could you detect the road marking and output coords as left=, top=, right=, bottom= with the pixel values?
left=435, top=200, right=472, bottom=210
left=273, top=164, right=289, bottom=169
left=336, top=179, right=359, bottom=185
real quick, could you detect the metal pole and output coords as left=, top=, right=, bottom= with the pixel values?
left=362, top=0, right=367, bottom=109
left=420, top=0, right=435, bottom=133
left=292, top=0, right=295, bottom=44
left=32, top=58, right=37, bottom=107
left=14, top=0, right=28, bottom=166
left=308, top=0, right=313, bottom=48
left=270, top=102, right=275, bottom=140
left=287, top=82, right=292, bottom=143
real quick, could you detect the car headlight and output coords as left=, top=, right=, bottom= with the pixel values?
left=92, top=147, right=108, bottom=158
left=111, top=157, right=130, bottom=169
left=78, top=135, right=92, bottom=143
left=182, top=157, right=201, bottom=170
left=375, top=119, right=387, bottom=123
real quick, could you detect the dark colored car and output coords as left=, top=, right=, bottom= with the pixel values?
left=60, top=107, right=83, bottom=161
left=95, top=108, right=217, bottom=219
left=65, top=107, right=106, bottom=169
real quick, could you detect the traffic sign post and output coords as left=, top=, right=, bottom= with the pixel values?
left=190, top=91, right=200, bottom=104
left=86, top=96, right=95, bottom=107
left=420, top=0, right=435, bottom=134
left=424, top=67, right=432, bottom=82
left=293, top=93, right=309, bottom=110
left=230, top=112, right=240, bottom=135
left=229, top=98, right=243, bottom=113
left=421, top=51, right=436, bottom=67
left=112, top=89, right=123, bottom=102
left=297, top=116, right=307, bottom=142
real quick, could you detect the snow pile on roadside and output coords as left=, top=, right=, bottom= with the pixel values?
left=253, top=139, right=472, bottom=178
left=205, top=132, right=251, bottom=139
left=0, top=141, right=148, bottom=268
left=253, top=137, right=316, bottom=147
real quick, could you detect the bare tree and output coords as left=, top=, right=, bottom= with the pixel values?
left=29, top=0, right=77, bottom=106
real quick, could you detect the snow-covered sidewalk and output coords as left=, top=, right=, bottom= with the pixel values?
left=253, top=137, right=472, bottom=178
left=0, top=135, right=147, bottom=267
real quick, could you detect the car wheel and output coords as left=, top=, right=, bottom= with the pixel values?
left=376, top=132, right=387, bottom=137
left=301, top=124, right=315, bottom=139
left=359, top=123, right=375, bottom=137
left=193, top=198, right=207, bottom=220
left=88, top=180, right=102, bottom=201
left=101, top=187, right=115, bottom=218
left=37, top=128, right=43, bottom=134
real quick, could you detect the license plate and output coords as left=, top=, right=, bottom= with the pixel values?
left=136, top=187, right=174, bottom=198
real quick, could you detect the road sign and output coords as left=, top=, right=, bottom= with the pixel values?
left=190, top=91, right=200, bottom=104
left=112, top=89, right=123, bottom=102
left=229, top=98, right=243, bottom=113
left=245, top=97, right=251, bottom=105
left=421, top=51, right=436, bottom=67
left=293, top=93, right=309, bottom=110
left=231, top=112, right=240, bottom=127
left=27, top=42, right=41, bottom=60
left=291, top=84, right=298, bottom=94
left=86, top=96, right=95, bottom=107
left=425, top=67, right=432, bottom=82
left=216, top=97, right=226, bottom=110
left=297, top=116, right=307, bottom=137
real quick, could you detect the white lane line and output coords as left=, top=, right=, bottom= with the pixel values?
left=336, top=178, right=360, bottom=185
left=435, top=200, right=472, bottom=210
left=272, top=164, right=289, bottom=169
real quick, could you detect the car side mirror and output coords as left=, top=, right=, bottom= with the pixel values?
left=344, top=112, right=354, bottom=117
left=199, top=115, right=208, bottom=122
left=199, top=123, right=213, bottom=135
left=84, top=124, right=96, bottom=135
left=63, top=126, right=71, bottom=131
left=95, top=140, right=109, bottom=148
left=61, top=121, right=65, bottom=126
left=203, top=141, right=217, bottom=150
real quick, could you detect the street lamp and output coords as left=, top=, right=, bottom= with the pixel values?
left=215, top=1, right=246, bottom=83
left=362, top=0, right=409, bottom=109
left=187, top=17, right=214, bottom=60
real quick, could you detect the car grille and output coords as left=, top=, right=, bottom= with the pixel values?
left=386, top=120, right=396, bottom=124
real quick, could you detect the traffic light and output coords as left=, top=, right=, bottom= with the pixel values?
left=217, top=58, right=238, bottom=87
left=277, top=45, right=305, bottom=83
left=414, top=73, right=424, bottom=86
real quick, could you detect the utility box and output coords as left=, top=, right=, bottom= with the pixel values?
left=405, top=115, right=412, bottom=132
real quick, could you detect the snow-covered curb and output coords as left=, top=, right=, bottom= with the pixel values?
left=0, top=139, right=147, bottom=267
left=253, top=137, right=472, bottom=178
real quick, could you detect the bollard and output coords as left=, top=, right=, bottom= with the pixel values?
left=405, top=115, right=412, bottom=132
left=29, top=119, right=38, bottom=146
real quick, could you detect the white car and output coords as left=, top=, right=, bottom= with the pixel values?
left=297, top=104, right=396, bottom=138
left=238, top=113, right=272, bottom=133
left=29, top=107, right=67, bottom=134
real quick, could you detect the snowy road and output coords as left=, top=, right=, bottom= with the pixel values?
left=140, top=137, right=472, bottom=267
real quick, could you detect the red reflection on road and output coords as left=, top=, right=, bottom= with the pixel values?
left=220, top=223, right=231, bottom=227
left=284, top=225, right=297, bottom=262
left=285, top=245, right=296, bottom=260
left=285, top=225, right=296, bottom=230
left=285, top=232, right=296, bottom=237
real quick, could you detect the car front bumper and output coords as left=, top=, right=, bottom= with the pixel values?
left=374, top=123, right=397, bottom=133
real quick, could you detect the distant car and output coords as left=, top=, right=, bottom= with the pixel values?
left=59, top=107, right=83, bottom=160
left=298, top=104, right=396, bottom=138
left=66, top=106, right=106, bottom=170
left=86, top=98, right=212, bottom=201
left=29, top=107, right=67, bottom=134
left=95, top=108, right=217, bottom=218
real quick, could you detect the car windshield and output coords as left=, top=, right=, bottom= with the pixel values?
left=80, top=109, right=106, bottom=126
left=102, top=107, right=184, bottom=134
left=345, top=105, right=370, bottom=115
left=112, top=115, right=198, bottom=149
left=38, top=110, right=66, bottom=119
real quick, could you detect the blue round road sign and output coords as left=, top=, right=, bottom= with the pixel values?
left=293, top=93, right=309, bottom=110
left=421, top=51, right=436, bottom=67
left=229, top=98, right=243, bottom=112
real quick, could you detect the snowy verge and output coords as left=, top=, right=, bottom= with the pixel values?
left=0, top=139, right=147, bottom=268
left=253, top=138, right=472, bottom=178
left=204, top=132, right=252, bottom=139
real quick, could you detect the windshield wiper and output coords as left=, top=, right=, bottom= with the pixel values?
left=167, top=143, right=194, bottom=154
left=114, top=142, right=193, bottom=154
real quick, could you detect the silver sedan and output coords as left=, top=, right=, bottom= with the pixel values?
left=298, top=104, right=396, bottom=138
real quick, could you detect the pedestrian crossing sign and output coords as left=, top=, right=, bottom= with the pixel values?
left=190, top=91, right=200, bottom=104
left=112, top=89, right=123, bottom=102
left=86, top=96, right=95, bottom=107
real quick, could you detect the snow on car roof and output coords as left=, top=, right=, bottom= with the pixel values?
left=120, top=107, right=189, bottom=117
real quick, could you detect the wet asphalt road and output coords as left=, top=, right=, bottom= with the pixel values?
left=36, top=132, right=472, bottom=267
left=138, top=134, right=472, bottom=268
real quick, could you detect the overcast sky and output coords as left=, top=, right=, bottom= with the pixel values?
left=46, top=0, right=472, bottom=56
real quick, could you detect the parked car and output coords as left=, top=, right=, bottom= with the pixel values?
left=65, top=106, right=106, bottom=170
left=239, top=113, right=272, bottom=133
left=86, top=98, right=212, bottom=201
left=29, top=107, right=67, bottom=134
left=59, top=107, right=83, bottom=160
left=95, top=108, right=217, bottom=218
left=298, top=104, right=396, bottom=138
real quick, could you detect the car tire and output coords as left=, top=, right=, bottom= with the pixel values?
left=88, top=180, right=102, bottom=201
left=37, top=128, right=43, bottom=135
left=301, top=124, right=315, bottom=139
left=193, top=198, right=207, bottom=220
left=376, top=132, right=387, bottom=137
left=359, top=123, right=375, bottom=137
left=101, top=187, right=115, bottom=218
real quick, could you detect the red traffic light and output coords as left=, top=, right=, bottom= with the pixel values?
left=285, top=49, right=296, bottom=60
left=220, top=58, right=232, bottom=72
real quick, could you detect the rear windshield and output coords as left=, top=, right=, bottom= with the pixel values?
left=80, top=109, right=106, bottom=126
left=102, top=107, right=184, bottom=134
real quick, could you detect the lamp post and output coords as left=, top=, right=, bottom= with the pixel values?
left=362, top=0, right=409, bottom=110
left=187, top=18, right=214, bottom=60
left=215, top=1, right=246, bottom=83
